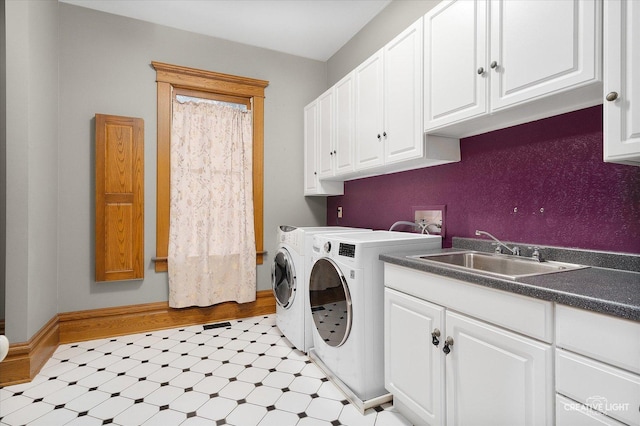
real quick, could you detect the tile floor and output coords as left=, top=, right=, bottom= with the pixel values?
left=0, top=314, right=412, bottom=426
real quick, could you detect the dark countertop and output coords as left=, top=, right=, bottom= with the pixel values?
left=380, top=247, right=640, bottom=322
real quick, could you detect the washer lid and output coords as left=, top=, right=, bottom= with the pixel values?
left=308, top=258, right=352, bottom=347
left=272, top=248, right=296, bottom=308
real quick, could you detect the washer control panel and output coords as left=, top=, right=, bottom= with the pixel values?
left=338, top=243, right=356, bottom=258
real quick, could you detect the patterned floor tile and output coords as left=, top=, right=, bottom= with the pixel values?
left=0, top=314, right=411, bottom=425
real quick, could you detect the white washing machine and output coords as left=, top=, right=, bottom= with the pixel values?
left=272, top=226, right=370, bottom=353
left=308, top=230, right=442, bottom=411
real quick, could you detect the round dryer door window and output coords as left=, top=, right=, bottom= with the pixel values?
left=308, top=258, right=352, bottom=347
left=272, top=248, right=296, bottom=308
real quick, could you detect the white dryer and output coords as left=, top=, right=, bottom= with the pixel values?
left=308, top=230, right=441, bottom=411
left=272, top=226, right=369, bottom=353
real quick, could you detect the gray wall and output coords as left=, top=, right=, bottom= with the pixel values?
left=3, top=0, right=439, bottom=342
left=3, top=2, right=328, bottom=342
left=56, top=4, right=327, bottom=314
left=327, top=0, right=439, bottom=86
left=5, top=0, right=59, bottom=342
left=0, top=0, right=6, bottom=327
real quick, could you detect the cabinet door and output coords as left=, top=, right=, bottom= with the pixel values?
left=445, top=311, right=553, bottom=426
left=385, top=288, right=445, bottom=425
left=424, top=0, right=488, bottom=130
left=317, top=88, right=335, bottom=179
left=604, top=0, right=640, bottom=165
left=334, top=72, right=356, bottom=175
left=490, top=0, right=600, bottom=111
left=303, top=101, right=319, bottom=194
left=384, top=18, right=424, bottom=164
left=354, top=50, right=384, bottom=170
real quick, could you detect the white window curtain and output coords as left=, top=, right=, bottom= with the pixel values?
left=168, top=99, right=256, bottom=308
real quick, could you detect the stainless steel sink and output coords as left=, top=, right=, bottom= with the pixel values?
left=409, top=251, right=588, bottom=280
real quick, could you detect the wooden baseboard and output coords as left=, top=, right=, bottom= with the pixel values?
left=0, top=316, right=59, bottom=386
left=58, top=290, right=276, bottom=343
left=0, top=290, right=275, bottom=386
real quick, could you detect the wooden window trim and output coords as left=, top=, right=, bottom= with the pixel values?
left=151, top=61, right=268, bottom=272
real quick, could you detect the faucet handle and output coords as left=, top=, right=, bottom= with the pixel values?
left=528, top=246, right=544, bottom=261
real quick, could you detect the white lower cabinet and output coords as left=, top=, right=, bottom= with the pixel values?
left=555, top=305, right=640, bottom=426
left=556, top=394, right=627, bottom=426
left=385, top=286, right=553, bottom=426
left=385, top=288, right=445, bottom=425
left=384, top=264, right=640, bottom=426
left=445, top=311, right=552, bottom=426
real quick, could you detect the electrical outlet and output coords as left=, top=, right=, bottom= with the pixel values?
left=413, top=206, right=445, bottom=236
left=337, top=206, right=343, bottom=218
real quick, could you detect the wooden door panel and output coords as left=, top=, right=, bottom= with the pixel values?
left=96, top=114, right=144, bottom=282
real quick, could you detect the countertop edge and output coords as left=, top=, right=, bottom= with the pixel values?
left=379, top=251, right=640, bottom=322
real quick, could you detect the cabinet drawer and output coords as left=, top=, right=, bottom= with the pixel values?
left=556, top=304, right=640, bottom=374
left=556, top=349, right=640, bottom=426
left=556, top=394, right=627, bottom=426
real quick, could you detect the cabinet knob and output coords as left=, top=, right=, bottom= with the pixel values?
left=477, top=67, right=485, bottom=75
left=606, top=91, right=619, bottom=102
left=490, top=61, right=498, bottom=69
left=329, top=151, right=333, bottom=156
left=431, top=328, right=441, bottom=346
left=377, top=134, right=381, bottom=140
left=443, top=336, right=454, bottom=355
left=333, top=150, right=337, bottom=154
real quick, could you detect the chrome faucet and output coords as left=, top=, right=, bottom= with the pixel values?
left=475, top=230, right=520, bottom=256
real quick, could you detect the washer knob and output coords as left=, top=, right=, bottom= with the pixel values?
left=324, top=242, right=332, bottom=253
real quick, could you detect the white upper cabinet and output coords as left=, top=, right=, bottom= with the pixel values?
left=425, top=0, right=602, bottom=138
left=424, top=0, right=488, bottom=128
left=317, top=88, right=335, bottom=179
left=490, top=0, right=600, bottom=110
left=303, top=98, right=344, bottom=196
left=354, top=18, right=426, bottom=169
left=384, top=18, right=425, bottom=165
left=354, top=18, right=460, bottom=174
left=303, top=101, right=319, bottom=195
left=354, top=49, right=385, bottom=170
left=334, top=71, right=357, bottom=175
left=603, top=0, right=640, bottom=165
left=304, top=17, right=461, bottom=195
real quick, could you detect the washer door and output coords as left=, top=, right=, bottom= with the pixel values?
left=308, top=258, right=352, bottom=347
left=272, top=248, right=296, bottom=308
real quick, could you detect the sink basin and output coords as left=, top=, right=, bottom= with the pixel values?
left=409, top=251, right=588, bottom=280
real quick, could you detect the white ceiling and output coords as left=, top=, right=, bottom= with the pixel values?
left=58, top=0, right=392, bottom=61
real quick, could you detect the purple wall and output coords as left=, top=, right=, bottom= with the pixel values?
left=327, top=106, right=640, bottom=254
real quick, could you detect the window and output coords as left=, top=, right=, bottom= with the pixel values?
left=152, top=61, right=268, bottom=272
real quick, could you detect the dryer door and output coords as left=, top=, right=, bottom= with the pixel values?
left=308, top=258, right=352, bottom=347
left=272, top=248, right=296, bottom=308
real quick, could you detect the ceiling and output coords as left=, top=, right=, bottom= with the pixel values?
left=58, top=0, right=392, bottom=61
